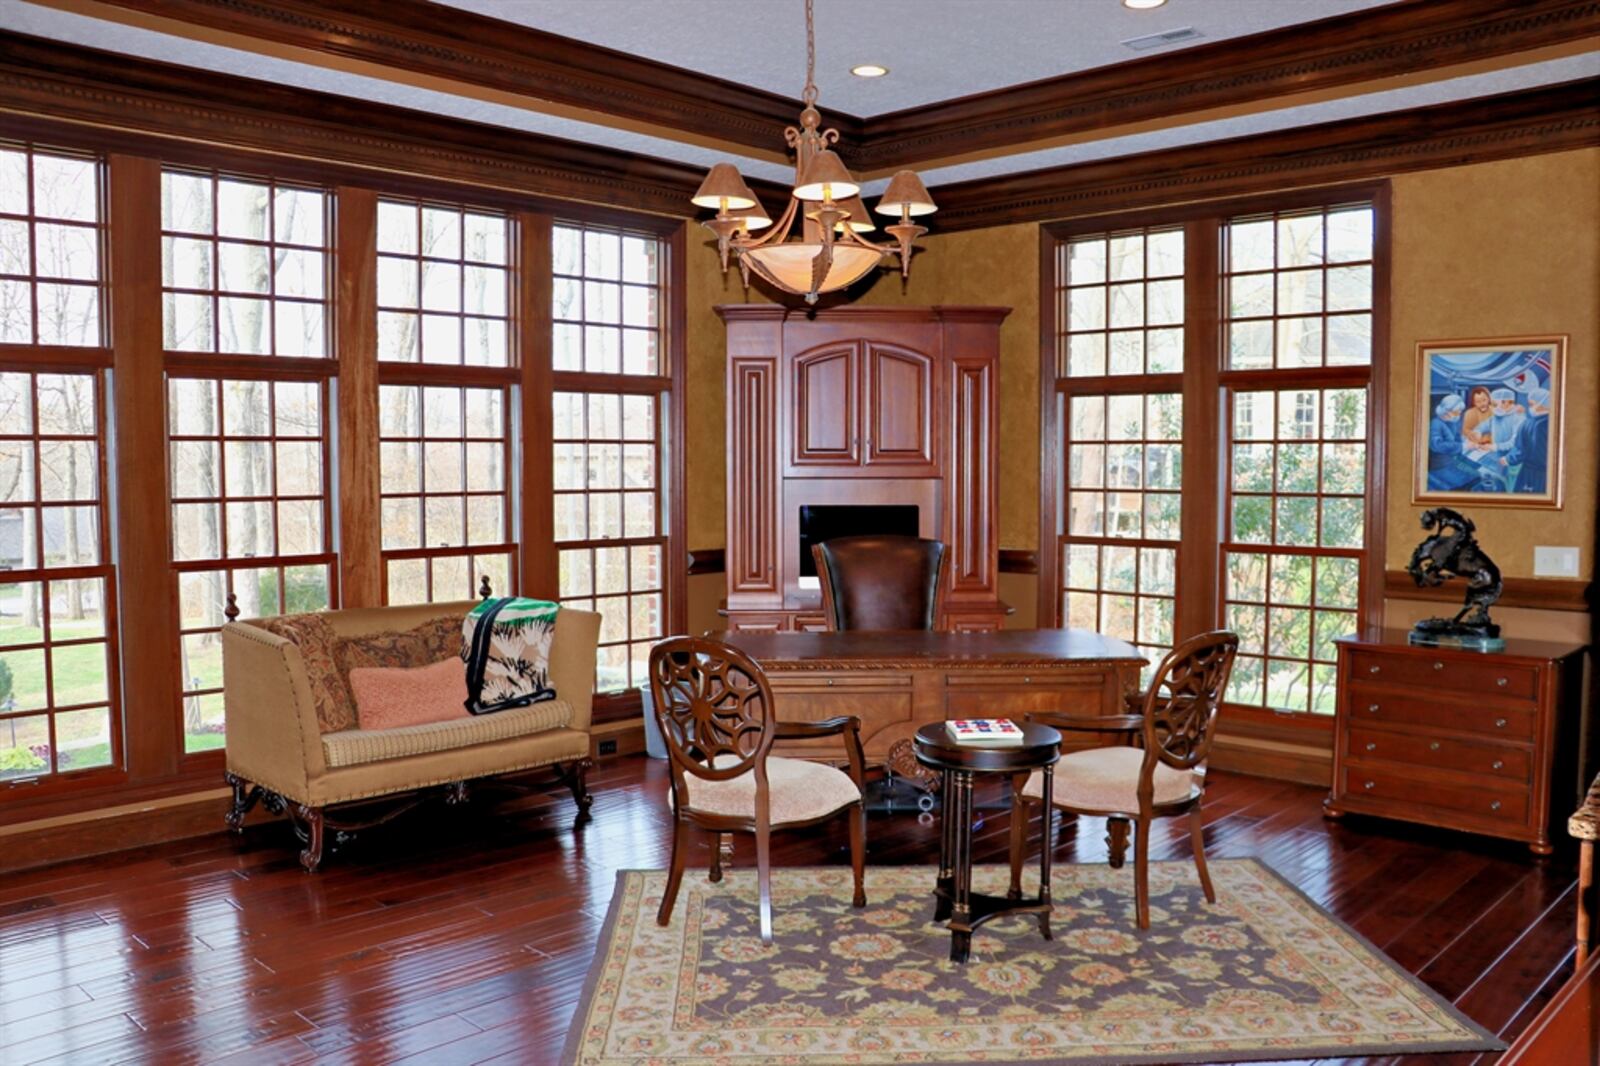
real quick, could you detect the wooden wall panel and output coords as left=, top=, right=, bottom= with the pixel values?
left=518, top=211, right=557, bottom=600
left=107, top=154, right=181, bottom=780
left=335, top=188, right=381, bottom=607
left=727, top=358, right=779, bottom=601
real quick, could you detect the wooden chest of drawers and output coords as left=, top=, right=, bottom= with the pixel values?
left=1326, top=631, right=1589, bottom=856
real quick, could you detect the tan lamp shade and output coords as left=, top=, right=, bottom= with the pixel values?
left=792, top=150, right=860, bottom=202
left=737, top=196, right=774, bottom=231
left=818, top=195, right=875, bottom=233
left=874, top=169, right=938, bottom=217
left=691, top=163, right=758, bottom=211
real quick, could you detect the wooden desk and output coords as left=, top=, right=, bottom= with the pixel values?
left=718, top=629, right=1146, bottom=762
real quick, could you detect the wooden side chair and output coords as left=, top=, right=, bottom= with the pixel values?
left=1008, top=630, right=1239, bottom=929
left=648, top=636, right=868, bottom=943
left=812, top=535, right=948, bottom=631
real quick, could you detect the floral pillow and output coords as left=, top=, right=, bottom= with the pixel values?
left=255, top=614, right=358, bottom=734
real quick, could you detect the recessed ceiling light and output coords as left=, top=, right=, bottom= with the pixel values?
left=850, top=64, right=890, bottom=78
left=1123, top=0, right=1168, bottom=9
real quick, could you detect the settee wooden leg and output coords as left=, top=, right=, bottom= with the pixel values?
left=556, top=758, right=594, bottom=823
left=297, top=805, right=326, bottom=873
left=224, top=772, right=262, bottom=834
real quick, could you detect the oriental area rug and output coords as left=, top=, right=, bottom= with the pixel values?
left=563, top=860, right=1501, bottom=1065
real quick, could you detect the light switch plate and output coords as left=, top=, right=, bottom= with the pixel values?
left=1533, top=545, right=1580, bottom=578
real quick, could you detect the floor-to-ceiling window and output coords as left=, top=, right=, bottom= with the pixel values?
left=1044, top=188, right=1385, bottom=726
left=0, top=144, right=120, bottom=785
left=551, top=223, right=673, bottom=694
left=376, top=199, right=517, bottom=604
left=161, top=169, right=337, bottom=751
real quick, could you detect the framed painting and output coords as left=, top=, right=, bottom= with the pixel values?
left=1413, top=335, right=1566, bottom=508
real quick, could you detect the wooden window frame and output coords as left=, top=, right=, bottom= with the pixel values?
left=0, top=365, right=123, bottom=797
left=548, top=220, right=686, bottom=710
left=1039, top=182, right=1391, bottom=735
left=0, top=126, right=689, bottom=823
left=374, top=196, right=520, bottom=604
left=157, top=168, right=332, bottom=358
left=0, top=142, right=106, bottom=352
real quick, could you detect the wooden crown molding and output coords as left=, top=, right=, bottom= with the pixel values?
left=853, top=0, right=1600, bottom=171
left=929, top=78, right=1600, bottom=232
left=0, top=31, right=791, bottom=219
left=63, top=0, right=844, bottom=160
left=54, top=0, right=1600, bottom=176
left=1383, top=570, right=1593, bottom=613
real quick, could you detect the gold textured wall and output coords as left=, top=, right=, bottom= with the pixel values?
left=681, top=149, right=1599, bottom=634
left=1385, top=149, right=1600, bottom=581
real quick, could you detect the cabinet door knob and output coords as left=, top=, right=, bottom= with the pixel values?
left=1363, top=780, right=1375, bottom=790
left=1433, top=661, right=1444, bottom=671
left=1429, top=741, right=1440, bottom=751
left=1367, top=703, right=1379, bottom=713
left=1495, top=717, right=1507, bottom=728
left=1368, top=665, right=1380, bottom=674
left=1492, top=760, right=1505, bottom=770
left=1364, top=742, right=1376, bottom=751
left=1496, top=677, right=1508, bottom=687
left=1489, top=800, right=1502, bottom=811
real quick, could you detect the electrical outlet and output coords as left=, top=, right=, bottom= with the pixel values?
left=1533, top=545, right=1580, bottom=578
left=598, top=738, right=618, bottom=756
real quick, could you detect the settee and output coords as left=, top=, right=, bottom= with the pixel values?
left=220, top=600, right=601, bottom=871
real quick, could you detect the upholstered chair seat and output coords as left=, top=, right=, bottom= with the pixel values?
left=673, top=754, right=862, bottom=824
left=1021, top=747, right=1198, bottom=813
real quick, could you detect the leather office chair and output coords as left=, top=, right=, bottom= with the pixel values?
left=811, top=535, right=948, bottom=631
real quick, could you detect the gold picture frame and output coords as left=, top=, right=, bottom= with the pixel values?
left=1412, top=334, right=1566, bottom=509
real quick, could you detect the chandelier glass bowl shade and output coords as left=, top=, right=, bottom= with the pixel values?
left=691, top=0, right=936, bottom=304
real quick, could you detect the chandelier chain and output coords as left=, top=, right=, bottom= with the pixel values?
left=802, top=0, right=817, bottom=106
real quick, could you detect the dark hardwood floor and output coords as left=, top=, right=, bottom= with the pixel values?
left=0, top=758, right=1581, bottom=1065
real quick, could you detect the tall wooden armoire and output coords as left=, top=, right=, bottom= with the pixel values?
left=719, top=305, right=1009, bottom=633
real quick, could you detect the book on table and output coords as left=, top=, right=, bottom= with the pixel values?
left=945, top=718, right=1025, bottom=746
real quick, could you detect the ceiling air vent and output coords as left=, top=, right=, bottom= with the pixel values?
left=1121, top=26, right=1203, bottom=51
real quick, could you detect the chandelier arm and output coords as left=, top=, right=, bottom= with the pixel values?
left=735, top=195, right=801, bottom=252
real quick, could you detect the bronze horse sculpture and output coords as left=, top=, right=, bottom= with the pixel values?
left=1407, top=507, right=1503, bottom=640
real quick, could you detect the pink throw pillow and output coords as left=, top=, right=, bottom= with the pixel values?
left=349, top=658, right=469, bottom=730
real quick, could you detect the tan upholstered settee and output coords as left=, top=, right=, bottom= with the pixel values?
left=220, top=600, right=601, bottom=871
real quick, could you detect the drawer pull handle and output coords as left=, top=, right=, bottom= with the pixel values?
left=826, top=679, right=834, bottom=686
left=1368, top=665, right=1380, bottom=674
left=1023, top=677, right=1031, bottom=684
left=1367, top=703, right=1379, bottom=713
left=1490, top=800, right=1502, bottom=812
left=1492, top=760, right=1505, bottom=770
left=1495, top=717, right=1507, bottom=728
left=1433, top=661, right=1444, bottom=671
left=1363, top=780, right=1375, bottom=789
left=1364, top=742, right=1375, bottom=751
left=1496, top=677, right=1508, bottom=687
left=1429, top=741, right=1440, bottom=751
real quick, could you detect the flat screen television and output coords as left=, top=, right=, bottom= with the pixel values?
left=799, top=504, right=920, bottom=578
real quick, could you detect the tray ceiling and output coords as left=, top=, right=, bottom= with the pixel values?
left=434, top=0, right=1400, bottom=117
left=3, top=0, right=1596, bottom=198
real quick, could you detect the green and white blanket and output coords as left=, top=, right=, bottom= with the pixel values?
left=460, top=597, right=560, bottom=715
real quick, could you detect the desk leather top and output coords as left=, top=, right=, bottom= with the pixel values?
left=716, top=628, right=1144, bottom=670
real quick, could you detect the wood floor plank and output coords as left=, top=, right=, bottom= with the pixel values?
left=0, top=761, right=1575, bottom=1064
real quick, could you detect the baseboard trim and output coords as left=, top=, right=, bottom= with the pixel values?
left=1209, top=735, right=1333, bottom=788
left=0, top=786, right=254, bottom=874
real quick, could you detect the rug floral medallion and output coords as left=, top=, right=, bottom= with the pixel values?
left=563, top=859, right=1500, bottom=1065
